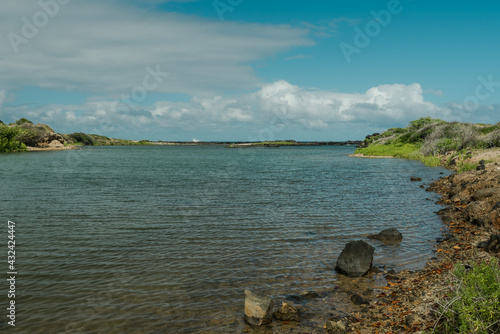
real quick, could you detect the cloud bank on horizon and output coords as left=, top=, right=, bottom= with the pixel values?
left=1, top=0, right=499, bottom=141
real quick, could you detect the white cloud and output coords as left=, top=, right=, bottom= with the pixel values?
left=0, top=1, right=312, bottom=96
left=1, top=81, right=465, bottom=140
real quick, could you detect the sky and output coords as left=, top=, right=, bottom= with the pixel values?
left=1, top=0, right=499, bottom=141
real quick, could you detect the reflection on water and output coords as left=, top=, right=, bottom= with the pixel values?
left=0, top=146, right=451, bottom=333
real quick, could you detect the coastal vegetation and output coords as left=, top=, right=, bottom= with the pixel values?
left=63, top=133, right=153, bottom=146
left=0, top=118, right=154, bottom=152
left=0, top=124, right=27, bottom=152
left=355, top=117, right=500, bottom=170
left=433, top=259, right=500, bottom=334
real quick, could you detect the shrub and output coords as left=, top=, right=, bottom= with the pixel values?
left=0, top=125, right=27, bottom=152
left=16, top=124, right=46, bottom=147
left=479, top=123, right=500, bottom=135
left=15, top=118, right=33, bottom=126
left=434, top=259, right=500, bottom=333
left=68, top=132, right=95, bottom=146
left=485, top=129, right=500, bottom=148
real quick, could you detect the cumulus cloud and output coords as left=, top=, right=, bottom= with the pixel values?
left=1, top=81, right=463, bottom=140
left=0, top=1, right=312, bottom=96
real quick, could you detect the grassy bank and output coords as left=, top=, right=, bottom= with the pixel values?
left=355, top=117, right=500, bottom=171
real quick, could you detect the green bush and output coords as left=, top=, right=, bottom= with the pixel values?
left=0, top=125, right=27, bottom=152
left=68, top=132, right=95, bottom=146
left=15, top=118, right=33, bottom=126
left=434, top=259, right=500, bottom=333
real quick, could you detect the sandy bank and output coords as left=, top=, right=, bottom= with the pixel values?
left=348, top=153, right=394, bottom=159
left=27, top=140, right=79, bottom=152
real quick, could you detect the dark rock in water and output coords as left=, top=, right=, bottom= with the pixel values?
left=420, top=185, right=425, bottom=189
left=436, top=235, right=452, bottom=243
left=410, top=176, right=422, bottom=182
left=437, top=207, right=453, bottom=216
left=285, top=291, right=320, bottom=305
left=335, top=240, right=374, bottom=277
left=477, top=234, right=500, bottom=253
left=273, top=302, right=300, bottom=322
left=326, top=320, right=346, bottom=334
left=368, top=228, right=403, bottom=242
left=300, top=291, right=320, bottom=300
left=350, top=294, right=370, bottom=305
left=244, top=289, right=273, bottom=326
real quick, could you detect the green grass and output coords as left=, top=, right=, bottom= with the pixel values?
left=432, top=259, right=500, bottom=334
left=457, top=163, right=478, bottom=173
left=355, top=142, right=441, bottom=167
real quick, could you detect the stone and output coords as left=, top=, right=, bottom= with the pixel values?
left=368, top=228, right=403, bottom=242
left=410, top=176, right=422, bottom=182
left=326, top=320, right=346, bottom=334
left=477, top=234, right=500, bottom=253
left=244, top=289, right=274, bottom=326
left=335, top=240, right=375, bottom=277
left=472, top=188, right=500, bottom=201
left=406, top=313, right=424, bottom=327
left=273, top=302, right=300, bottom=322
left=350, top=294, right=369, bottom=305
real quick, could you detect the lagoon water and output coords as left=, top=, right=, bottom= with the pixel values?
left=0, top=146, right=451, bottom=333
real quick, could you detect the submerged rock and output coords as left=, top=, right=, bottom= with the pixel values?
left=273, top=302, right=300, bottom=322
left=244, top=289, right=273, bottom=326
left=410, top=176, right=422, bottom=182
left=335, top=240, right=374, bottom=277
left=350, top=294, right=370, bottom=305
left=368, top=228, right=403, bottom=242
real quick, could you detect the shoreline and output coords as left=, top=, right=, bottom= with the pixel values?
left=332, top=156, right=500, bottom=333
left=347, top=153, right=394, bottom=159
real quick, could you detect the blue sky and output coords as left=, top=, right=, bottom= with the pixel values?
left=1, top=0, right=499, bottom=141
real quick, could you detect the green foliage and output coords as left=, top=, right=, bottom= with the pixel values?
left=479, top=123, right=500, bottom=135
left=0, top=125, right=27, bottom=152
left=434, top=259, right=500, bottom=333
left=68, top=132, right=95, bottom=146
left=457, top=163, right=478, bottom=173
left=15, top=118, right=33, bottom=126
left=16, top=124, right=46, bottom=147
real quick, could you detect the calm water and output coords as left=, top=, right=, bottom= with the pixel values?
left=0, top=146, right=451, bottom=333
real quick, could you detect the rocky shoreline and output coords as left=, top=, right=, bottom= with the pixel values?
left=329, top=160, right=500, bottom=333
left=242, top=157, right=499, bottom=333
